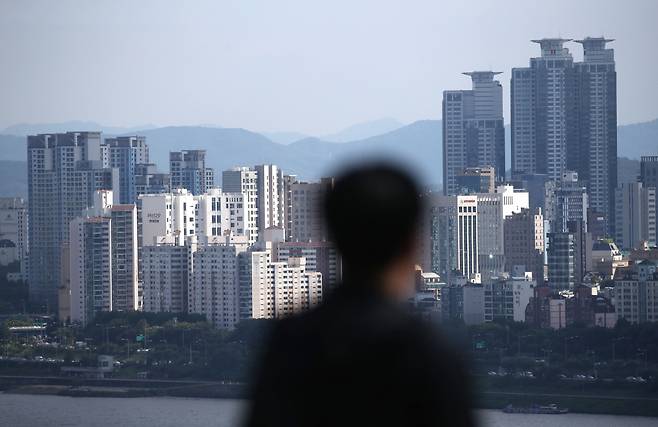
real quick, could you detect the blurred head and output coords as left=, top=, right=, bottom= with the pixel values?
left=324, top=162, right=423, bottom=299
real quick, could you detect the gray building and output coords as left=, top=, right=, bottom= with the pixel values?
left=615, top=182, right=657, bottom=250
left=544, top=171, right=588, bottom=233
left=134, top=163, right=171, bottom=197
left=27, top=132, right=118, bottom=309
left=640, top=156, right=658, bottom=190
left=511, top=39, right=576, bottom=181
left=170, top=150, right=214, bottom=195
left=106, top=136, right=149, bottom=204
left=547, top=220, right=592, bottom=290
left=573, top=37, right=617, bottom=236
left=512, top=37, right=617, bottom=235
left=443, top=71, right=505, bottom=195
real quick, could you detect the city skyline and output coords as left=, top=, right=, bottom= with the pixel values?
left=1, top=1, right=658, bottom=135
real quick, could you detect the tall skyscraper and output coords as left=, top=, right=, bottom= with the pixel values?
left=170, top=150, right=214, bottom=195
left=573, top=37, right=617, bottom=236
left=106, top=136, right=149, bottom=204
left=512, top=37, right=617, bottom=234
left=511, top=39, right=576, bottom=181
left=27, top=132, right=118, bottom=309
left=443, top=71, right=505, bottom=195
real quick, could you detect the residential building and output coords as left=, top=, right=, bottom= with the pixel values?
left=547, top=220, right=592, bottom=290
left=0, top=197, right=28, bottom=276
left=511, top=39, right=576, bottom=181
left=288, top=178, right=333, bottom=242
left=512, top=38, right=617, bottom=234
left=222, top=167, right=259, bottom=244
left=456, top=166, right=495, bottom=195
left=188, top=235, right=250, bottom=329
left=250, top=251, right=323, bottom=319
left=615, top=182, right=657, bottom=250
left=255, top=164, right=285, bottom=234
left=27, top=132, right=118, bottom=308
left=504, top=208, right=545, bottom=283
left=68, top=191, right=138, bottom=324
left=573, top=38, right=617, bottom=235
left=613, top=261, right=658, bottom=323
left=544, top=171, right=589, bottom=233
left=443, top=71, right=505, bottom=195
left=139, top=189, right=198, bottom=246
left=142, top=243, right=191, bottom=313
left=640, top=156, right=658, bottom=189
left=170, top=150, right=214, bottom=195
left=134, top=163, right=171, bottom=197
left=274, top=241, right=342, bottom=291
left=106, top=136, right=149, bottom=204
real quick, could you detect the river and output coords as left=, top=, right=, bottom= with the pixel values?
left=0, top=393, right=656, bottom=427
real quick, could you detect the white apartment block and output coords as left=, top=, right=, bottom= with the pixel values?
left=614, top=261, right=658, bottom=323
left=255, top=164, right=285, bottom=233
left=222, top=167, right=259, bottom=244
left=139, top=189, right=198, bottom=246
left=188, top=235, right=250, bottom=329
left=251, top=251, right=322, bottom=319
left=142, top=243, right=191, bottom=313
left=196, top=189, right=251, bottom=242
left=69, top=216, right=112, bottom=325
left=68, top=191, right=138, bottom=325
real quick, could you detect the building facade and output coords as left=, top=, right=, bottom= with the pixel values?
left=615, top=182, right=657, bottom=250
left=170, top=150, right=214, bottom=195
left=106, top=136, right=149, bottom=204
left=27, top=132, right=118, bottom=308
left=443, top=71, right=505, bottom=195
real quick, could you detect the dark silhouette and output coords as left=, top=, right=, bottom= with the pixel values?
left=246, top=163, right=475, bottom=427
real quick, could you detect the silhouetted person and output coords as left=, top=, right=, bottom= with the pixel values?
left=246, top=163, right=475, bottom=427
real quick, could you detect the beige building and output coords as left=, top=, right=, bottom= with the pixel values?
left=251, top=250, right=322, bottom=319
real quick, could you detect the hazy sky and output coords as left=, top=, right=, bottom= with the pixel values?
left=1, top=0, right=657, bottom=135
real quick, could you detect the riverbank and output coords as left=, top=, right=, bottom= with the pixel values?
left=2, top=375, right=657, bottom=417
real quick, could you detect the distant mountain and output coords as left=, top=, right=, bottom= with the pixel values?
left=2, top=121, right=156, bottom=136
left=261, top=131, right=309, bottom=145
left=617, top=119, right=658, bottom=159
left=0, top=135, right=26, bottom=161
left=320, top=118, right=405, bottom=143
left=0, top=161, right=27, bottom=198
left=136, top=120, right=440, bottom=184
left=1, top=118, right=656, bottom=190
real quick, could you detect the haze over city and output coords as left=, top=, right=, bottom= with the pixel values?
left=1, top=0, right=658, bottom=135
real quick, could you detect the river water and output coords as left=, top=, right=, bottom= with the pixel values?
left=0, top=393, right=656, bottom=427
